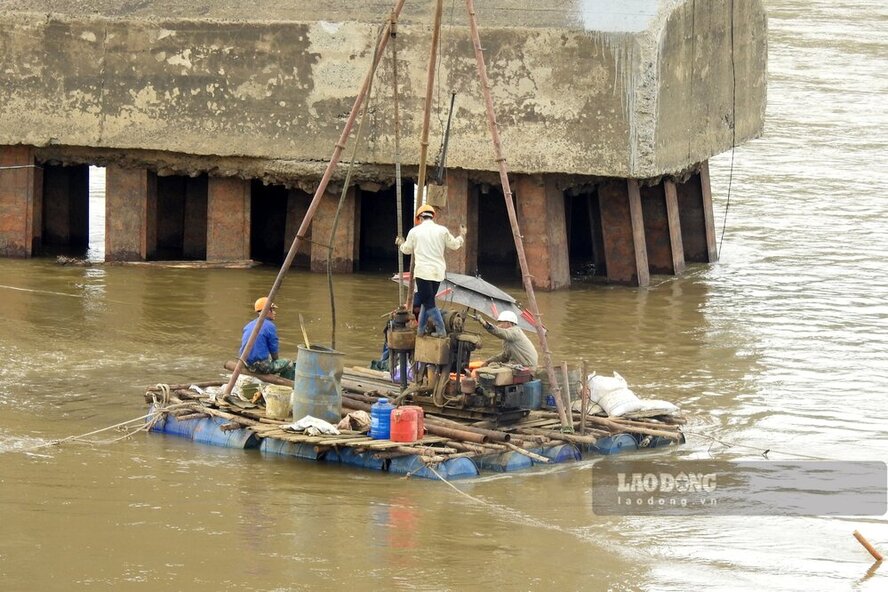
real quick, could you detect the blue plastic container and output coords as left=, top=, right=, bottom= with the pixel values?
left=388, top=456, right=480, bottom=480
left=532, top=443, right=581, bottom=464
left=336, top=447, right=386, bottom=470
left=192, top=416, right=259, bottom=449
left=522, top=379, right=542, bottom=409
left=595, top=433, right=638, bottom=455
left=147, top=405, right=198, bottom=439
left=260, top=438, right=334, bottom=461
left=477, top=451, right=533, bottom=473
left=149, top=405, right=258, bottom=448
left=370, top=398, right=395, bottom=439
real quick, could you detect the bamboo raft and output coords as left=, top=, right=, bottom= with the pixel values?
left=143, top=366, right=686, bottom=480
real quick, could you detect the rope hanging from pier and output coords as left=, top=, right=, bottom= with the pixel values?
left=0, top=165, right=43, bottom=171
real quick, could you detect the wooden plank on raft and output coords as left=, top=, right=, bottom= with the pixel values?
left=580, top=416, right=683, bottom=441
left=346, top=367, right=391, bottom=381
left=341, top=378, right=398, bottom=397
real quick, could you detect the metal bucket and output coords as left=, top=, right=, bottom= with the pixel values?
left=290, top=345, right=345, bottom=424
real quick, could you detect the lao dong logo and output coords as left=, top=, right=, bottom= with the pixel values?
left=617, top=472, right=718, bottom=494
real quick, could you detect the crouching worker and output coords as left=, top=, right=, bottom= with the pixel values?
left=240, top=297, right=295, bottom=380
left=476, top=311, right=539, bottom=369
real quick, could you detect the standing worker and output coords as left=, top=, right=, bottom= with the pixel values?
left=239, top=297, right=295, bottom=379
left=396, top=204, right=465, bottom=337
left=476, top=311, right=539, bottom=369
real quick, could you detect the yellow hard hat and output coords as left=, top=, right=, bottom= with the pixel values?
left=415, top=204, right=436, bottom=219
left=254, top=297, right=278, bottom=312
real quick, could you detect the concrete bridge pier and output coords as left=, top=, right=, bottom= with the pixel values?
left=206, top=176, right=249, bottom=262
left=3, top=144, right=718, bottom=290
left=0, top=145, right=41, bottom=257
left=676, top=162, right=719, bottom=264
left=566, top=161, right=716, bottom=288
left=106, top=166, right=212, bottom=262
left=599, top=179, right=651, bottom=287
left=514, top=174, right=571, bottom=291
left=284, top=188, right=312, bottom=269
left=104, top=166, right=158, bottom=262
left=310, top=187, right=360, bottom=273
left=641, top=179, right=685, bottom=277
left=437, top=170, right=478, bottom=276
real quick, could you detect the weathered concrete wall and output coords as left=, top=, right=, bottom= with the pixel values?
left=0, top=1, right=766, bottom=184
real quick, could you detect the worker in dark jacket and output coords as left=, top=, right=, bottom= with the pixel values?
left=239, top=297, right=295, bottom=380
left=477, top=311, right=539, bottom=369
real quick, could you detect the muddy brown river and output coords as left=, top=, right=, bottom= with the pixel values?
left=1, top=1, right=887, bottom=590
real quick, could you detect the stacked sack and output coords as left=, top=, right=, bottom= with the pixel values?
left=580, top=371, right=680, bottom=418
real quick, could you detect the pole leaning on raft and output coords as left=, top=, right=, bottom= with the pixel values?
left=223, top=0, right=409, bottom=397
left=463, top=0, right=571, bottom=430
left=416, top=0, right=445, bottom=204
left=391, top=11, right=406, bottom=306
left=405, top=0, right=446, bottom=312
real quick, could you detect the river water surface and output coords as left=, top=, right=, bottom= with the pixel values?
left=1, top=1, right=887, bottom=590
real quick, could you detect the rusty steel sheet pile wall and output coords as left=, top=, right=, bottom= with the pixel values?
left=0, top=0, right=767, bottom=184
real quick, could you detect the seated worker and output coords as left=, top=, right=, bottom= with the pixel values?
left=239, top=297, right=295, bottom=380
left=476, top=311, right=539, bottom=369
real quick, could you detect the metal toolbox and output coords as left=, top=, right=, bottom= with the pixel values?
left=414, top=335, right=450, bottom=365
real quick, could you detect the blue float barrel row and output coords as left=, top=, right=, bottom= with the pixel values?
left=147, top=405, right=258, bottom=449
left=148, top=406, right=679, bottom=476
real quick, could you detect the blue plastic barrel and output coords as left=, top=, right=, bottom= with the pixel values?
left=291, top=344, right=345, bottom=424
left=388, top=456, right=480, bottom=480
left=192, top=416, right=259, bottom=449
left=370, top=398, right=395, bottom=439
left=336, top=447, right=386, bottom=470
left=596, top=433, right=638, bottom=455
left=147, top=405, right=199, bottom=439
left=532, top=443, right=581, bottom=464
left=260, top=438, right=334, bottom=461
left=477, top=451, right=533, bottom=473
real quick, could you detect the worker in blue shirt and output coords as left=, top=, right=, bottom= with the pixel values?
left=240, top=297, right=295, bottom=380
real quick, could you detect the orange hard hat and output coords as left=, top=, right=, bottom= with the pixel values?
left=415, top=204, right=436, bottom=219
left=254, top=297, right=278, bottom=312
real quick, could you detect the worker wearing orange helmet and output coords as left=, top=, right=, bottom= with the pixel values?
left=396, top=204, right=466, bottom=337
left=239, top=297, right=295, bottom=379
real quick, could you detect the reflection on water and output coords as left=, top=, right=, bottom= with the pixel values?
left=1, top=1, right=887, bottom=590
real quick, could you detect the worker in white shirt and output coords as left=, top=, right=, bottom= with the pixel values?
left=396, top=204, right=466, bottom=337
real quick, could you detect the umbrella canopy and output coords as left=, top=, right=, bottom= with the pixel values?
left=392, top=272, right=538, bottom=332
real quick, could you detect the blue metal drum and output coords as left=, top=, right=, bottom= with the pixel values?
left=291, top=345, right=345, bottom=424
